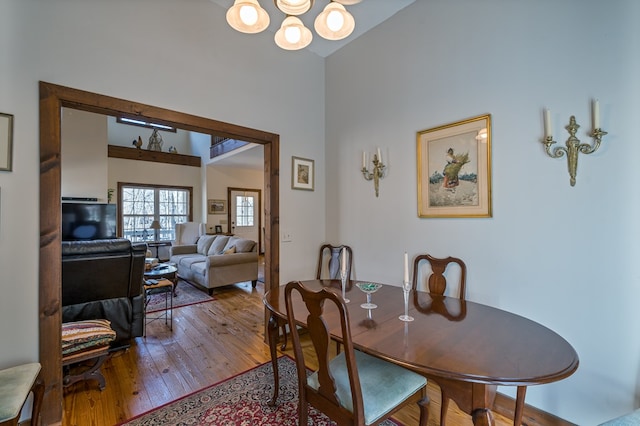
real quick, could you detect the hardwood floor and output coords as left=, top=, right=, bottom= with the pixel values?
left=62, top=281, right=541, bottom=426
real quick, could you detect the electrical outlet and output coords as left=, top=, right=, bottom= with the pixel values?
left=282, top=231, right=292, bottom=242
left=220, top=219, right=227, bottom=224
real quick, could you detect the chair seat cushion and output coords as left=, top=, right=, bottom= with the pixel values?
left=62, top=319, right=116, bottom=356
left=307, top=350, right=427, bottom=425
left=600, top=409, right=640, bottom=425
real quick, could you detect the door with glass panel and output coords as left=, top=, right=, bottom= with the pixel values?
left=228, top=188, right=261, bottom=252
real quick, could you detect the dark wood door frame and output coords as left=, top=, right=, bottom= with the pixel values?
left=39, top=81, right=280, bottom=424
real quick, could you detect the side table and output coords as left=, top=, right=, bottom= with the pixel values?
left=144, top=263, right=178, bottom=296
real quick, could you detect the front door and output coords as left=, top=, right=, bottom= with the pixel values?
left=228, top=188, right=261, bottom=253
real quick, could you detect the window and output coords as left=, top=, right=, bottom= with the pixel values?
left=119, top=183, right=192, bottom=242
left=235, top=195, right=254, bottom=227
left=116, top=116, right=177, bottom=132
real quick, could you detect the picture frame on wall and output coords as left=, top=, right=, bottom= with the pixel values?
left=0, top=113, right=14, bottom=171
left=416, top=114, right=492, bottom=218
left=291, top=156, right=314, bottom=191
left=208, top=199, right=227, bottom=215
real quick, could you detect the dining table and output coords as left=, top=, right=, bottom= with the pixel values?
left=263, top=279, right=579, bottom=426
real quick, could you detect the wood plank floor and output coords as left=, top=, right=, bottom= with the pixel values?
left=62, top=280, right=533, bottom=426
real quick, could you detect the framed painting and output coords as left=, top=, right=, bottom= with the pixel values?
left=416, top=114, right=492, bottom=218
left=291, top=156, right=314, bottom=191
left=208, top=199, right=227, bottom=215
left=0, top=113, right=14, bottom=171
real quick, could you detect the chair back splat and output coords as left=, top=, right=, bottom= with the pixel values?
left=285, top=280, right=429, bottom=426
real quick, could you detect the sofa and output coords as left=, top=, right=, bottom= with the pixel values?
left=62, top=238, right=147, bottom=349
left=169, top=234, right=258, bottom=294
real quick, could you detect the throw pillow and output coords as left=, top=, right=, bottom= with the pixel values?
left=196, top=235, right=216, bottom=255
left=223, top=246, right=236, bottom=255
left=234, top=238, right=256, bottom=253
left=207, top=235, right=230, bottom=255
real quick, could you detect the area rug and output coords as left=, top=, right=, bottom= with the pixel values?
left=117, top=356, right=402, bottom=426
left=146, top=280, right=213, bottom=313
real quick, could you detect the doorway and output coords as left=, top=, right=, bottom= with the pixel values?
left=39, top=81, right=280, bottom=424
left=228, top=187, right=262, bottom=252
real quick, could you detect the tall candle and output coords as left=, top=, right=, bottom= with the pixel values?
left=377, top=147, right=382, bottom=163
left=403, top=252, right=409, bottom=283
left=544, top=109, right=552, bottom=138
left=593, top=99, right=600, bottom=129
left=362, top=151, right=366, bottom=169
left=341, top=249, right=346, bottom=276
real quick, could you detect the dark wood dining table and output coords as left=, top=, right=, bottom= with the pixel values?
left=263, top=279, right=579, bottom=426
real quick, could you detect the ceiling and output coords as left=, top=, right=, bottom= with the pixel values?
left=210, top=0, right=416, bottom=57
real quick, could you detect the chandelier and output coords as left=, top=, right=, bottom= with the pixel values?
left=226, top=0, right=360, bottom=51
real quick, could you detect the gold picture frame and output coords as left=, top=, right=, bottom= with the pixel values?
left=291, top=156, right=314, bottom=191
left=0, top=113, right=14, bottom=171
left=417, top=114, right=492, bottom=218
left=208, top=199, right=227, bottom=215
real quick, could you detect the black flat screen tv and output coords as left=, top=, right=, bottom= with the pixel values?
left=61, top=203, right=117, bottom=241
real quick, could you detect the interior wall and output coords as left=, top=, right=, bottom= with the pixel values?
left=325, top=1, right=639, bottom=424
left=0, top=0, right=324, bottom=382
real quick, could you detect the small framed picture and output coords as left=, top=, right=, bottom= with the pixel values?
left=416, top=114, right=492, bottom=218
left=0, top=113, right=14, bottom=172
left=292, top=156, right=314, bottom=191
left=208, top=199, right=227, bottom=215
left=214, top=225, right=223, bottom=234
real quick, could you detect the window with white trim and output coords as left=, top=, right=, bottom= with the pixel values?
left=119, top=183, right=192, bottom=242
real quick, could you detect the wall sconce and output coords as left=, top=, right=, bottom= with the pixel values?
left=361, top=148, right=386, bottom=197
left=542, top=100, right=607, bottom=186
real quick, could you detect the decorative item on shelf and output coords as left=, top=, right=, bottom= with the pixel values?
left=542, top=100, right=607, bottom=187
left=107, top=188, right=114, bottom=204
left=361, top=147, right=386, bottom=197
left=132, top=136, right=143, bottom=149
left=226, top=0, right=359, bottom=51
left=168, top=146, right=178, bottom=154
left=149, top=220, right=161, bottom=240
left=147, top=129, right=163, bottom=151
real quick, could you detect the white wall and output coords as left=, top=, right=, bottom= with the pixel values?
left=61, top=108, right=108, bottom=201
left=325, top=1, right=640, bottom=424
left=0, top=0, right=325, bottom=387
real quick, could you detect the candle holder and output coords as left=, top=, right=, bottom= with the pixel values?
left=399, top=281, right=414, bottom=322
left=542, top=113, right=607, bottom=187
left=361, top=154, right=386, bottom=197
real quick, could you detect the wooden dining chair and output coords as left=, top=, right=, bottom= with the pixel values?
left=411, top=254, right=466, bottom=299
left=284, top=280, right=429, bottom=426
left=411, top=253, right=466, bottom=425
left=279, top=244, right=353, bottom=351
left=317, top=244, right=353, bottom=280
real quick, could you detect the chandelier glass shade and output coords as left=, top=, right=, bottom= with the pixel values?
left=226, top=0, right=358, bottom=50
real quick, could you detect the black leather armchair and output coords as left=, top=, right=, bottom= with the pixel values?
left=62, top=238, right=147, bottom=348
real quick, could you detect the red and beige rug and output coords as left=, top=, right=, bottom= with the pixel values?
left=118, top=356, right=402, bottom=426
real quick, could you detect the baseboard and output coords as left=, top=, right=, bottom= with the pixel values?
left=493, top=392, right=577, bottom=426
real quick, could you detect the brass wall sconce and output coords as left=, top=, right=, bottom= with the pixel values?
left=361, top=148, right=386, bottom=197
left=542, top=100, right=607, bottom=186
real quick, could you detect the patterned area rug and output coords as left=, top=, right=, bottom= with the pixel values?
left=146, top=280, right=213, bottom=313
left=118, top=356, right=401, bottom=426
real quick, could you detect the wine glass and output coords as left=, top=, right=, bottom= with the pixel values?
left=356, top=282, right=382, bottom=309
left=398, top=280, right=414, bottom=322
left=340, top=269, right=350, bottom=303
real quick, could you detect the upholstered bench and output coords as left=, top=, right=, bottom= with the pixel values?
left=61, top=319, right=116, bottom=390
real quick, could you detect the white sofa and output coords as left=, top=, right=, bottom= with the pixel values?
left=169, top=234, right=258, bottom=294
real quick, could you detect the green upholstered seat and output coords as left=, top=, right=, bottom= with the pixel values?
left=307, top=350, right=427, bottom=425
left=600, top=409, right=640, bottom=425
left=0, top=363, right=41, bottom=423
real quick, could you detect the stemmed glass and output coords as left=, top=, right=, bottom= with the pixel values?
left=340, top=269, right=350, bottom=303
left=398, top=280, right=414, bottom=322
left=356, top=282, right=382, bottom=309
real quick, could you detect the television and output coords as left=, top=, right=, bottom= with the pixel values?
left=61, top=203, right=117, bottom=241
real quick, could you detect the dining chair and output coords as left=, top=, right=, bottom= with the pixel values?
left=317, top=243, right=353, bottom=280
left=279, top=244, right=353, bottom=351
left=284, top=280, right=429, bottom=426
left=411, top=253, right=466, bottom=425
left=411, top=254, right=466, bottom=299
